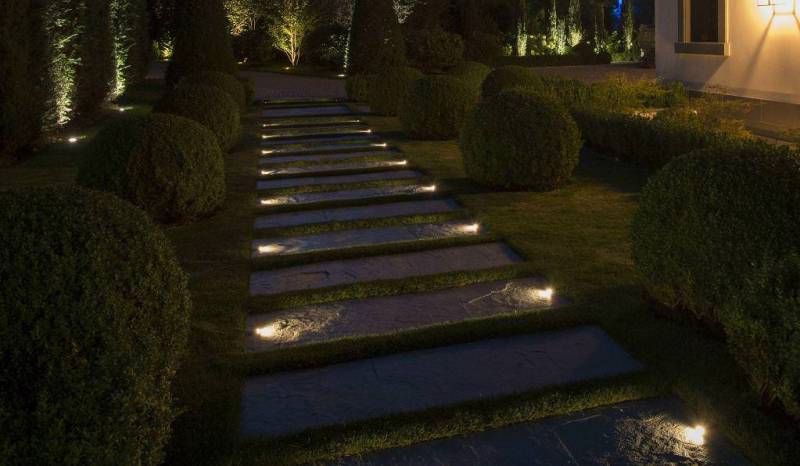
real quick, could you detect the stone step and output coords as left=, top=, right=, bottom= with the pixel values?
left=260, top=160, right=409, bottom=176
left=261, top=133, right=377, bottom=147
left=256, top=170, right=421, bottom=191
left=260, top=150, right=398, bottom=166
left=251, top=220, right=482, bottom=258
left=330, top=398, right=751, bottom=466
left=261, top=142, right=389, bottom=156
left=258, top=183, right=437, bottom=208
left=254, top=199, right=461, bottom=230
left=249, top=242, right=520, bottom=296
left=262, top=126, right=369, bottom=139
left=262, top=105, right=352, bottom=118
left=239, top=327, right=643, bottom=437
left=262, top=97, right=344, bottom=106
left=262, top=117, right=364, bottom=129
left=246, top=278, right=565, bottom=352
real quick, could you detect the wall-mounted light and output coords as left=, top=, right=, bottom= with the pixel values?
left=758, top=0, right=796, bottom=14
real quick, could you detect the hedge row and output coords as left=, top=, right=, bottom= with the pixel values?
left=633, top=140, right=800, bottom=418
left=368, top=66, right=423, bottom=116
left=398, top=75, right=476, bottom=140
left=0, top=0, right=151, bottom=163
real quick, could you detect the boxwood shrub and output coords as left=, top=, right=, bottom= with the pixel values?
left=398, top=75, right=476, bottom=140
left=632, top=141, right=800, bottom=417
left=461, top=88, right=581, bottom=191
left=481, top=66, right=550, bottom=100
left=77, top=113, right=226, bottom=223
left=181, top=71, right=247, bottom=112
left=346, top=74, right=373, bottom=102
left=450, top=61, right=492, bottom=96
left=156, top=83, right=241, bottom=151
left=367, top=66, right=423, bottom=116
left=0, top=187, right=190, bottom=465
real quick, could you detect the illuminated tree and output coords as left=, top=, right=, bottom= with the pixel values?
left=566, top=0, right=582, bottom=48
left=45, top=0, right=83, bottom=126
left=269, top=0, right=315, bottom=67
left=111, top=0, right=150, bottom=98
left=622, top=0, right=634, bottom=52
left=225, top=0, right=263, bottom=35
left=393, top=0, right=416, bottom=24
left=592, top=0, right=607, bottom=53
left=546, top=0, right=567, bottom=55
left=514, top=0, right=527, bottom=57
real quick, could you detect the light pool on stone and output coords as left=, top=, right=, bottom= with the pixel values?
left=246, top=278, right=566, bottom=352
left=262, top=116, right=364, bottom=128
left=254, top=199, right=460, bottom=230
left=261, top=133, right=377, bottom=147
left=251, top=220, right=481, bottom=257
left=259, top=150, right=397, bottom=165
left=240, top=327, right=643, bottom=437
left=249, top=242, right=521, bottom=296
left=329, top=398, right=751, bottom=466
left=262, top=105, right=352, bottom=118
left=258, top=184, right=436, bottom=208
left=260, top=160, right=408, bottom=176
left=256, top=170, right=420, bottom=190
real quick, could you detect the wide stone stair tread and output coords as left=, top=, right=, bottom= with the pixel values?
left=327, top=398, right=751, bottom=466
left=239, top=327, right=643, bottom=437
left=262, top=105, right=353, bottom=118
left=254, top=199, right=460, bottom=230
left=262, top=142, right=388, bottom=155
left=259, top=150, right=398, bottom=165
left=249, top=242, right=521, bottom=296
left=257, top=184, right=436, bottom=208
left=261, top=133, right=377, bottom=147
left=262, top=116, right=364, bottom=128
left=262, top=126, right=370, bottom=139
left=260, top=160, right=409, bottom=176
left=256, top=170, right=421, bottom=190
left=246, top=278, right=565, bottom=352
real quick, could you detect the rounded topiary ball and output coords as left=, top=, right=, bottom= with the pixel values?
left=368, top=66, right=423, bottom=116
left=0, top=187, right=190, bottom=465
left=181, top=71, right=247, bottom=112
left=156, top=83, right=241, bottom=151
left=398, top=75, right=476, bottom=140
left=460, top=88, right=581, bottom=191
left=481, top=66, right=542, bottom=100
left=77, top=113, right=226, bottom=223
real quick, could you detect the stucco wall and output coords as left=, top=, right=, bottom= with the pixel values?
left=656, top=1, right=800, bottom=104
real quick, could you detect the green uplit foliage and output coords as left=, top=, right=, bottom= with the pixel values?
left=0, top=187, right=190, bottom=466
left=111, top=0, right=150, bottom=97
left=0, top=0, right=49, bottom=163
left=269, top=0, right=315, bottom=67
left=166, top=0, right=238, bottom=87
left=45, top=0, right=83, bottom=126
left=347, top=0, right=405, bottom=75
left=74, top=0, right=115, bottom=119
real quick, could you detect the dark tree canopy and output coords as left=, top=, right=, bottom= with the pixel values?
left=347, top=0, right=405, bottom=75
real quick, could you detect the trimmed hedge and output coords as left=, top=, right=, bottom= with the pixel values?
left=156, top=83, right=241, bottom=151
left=398, top=75, right=476, bottom=140
left=406, top=28, right=465, bottom=72
left=461, top=89, right=581, bottom=191
left=166, top=0, right=237, bottom=87
left=77, top=113, right=226, bottom=223
left=0, top=187, right=190, bottom=465
left=368, top=66, right=423, bottom=116
left=632, top=141, right=800, bottom=417
left=347, top=0, right=405, bottom=75
left=450, top=61, right=492, bottom=96
left=346, top=74, right=373, bottom=102
left=182, top=71, right=247, bottom=112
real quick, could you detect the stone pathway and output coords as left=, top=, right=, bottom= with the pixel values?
left=241, top=327, right=643, bottom=437
left=239, top=98, right=747, bottom=464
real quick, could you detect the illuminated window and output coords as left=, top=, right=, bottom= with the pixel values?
left=675, top=0, right=729, bottom=55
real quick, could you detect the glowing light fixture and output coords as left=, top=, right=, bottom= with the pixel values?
left=260, top=197, right=288, bottom=206
left=372, top=143, right=388, bottom=148
left=758, top=0, right=796, bottom=13
left=419, top=185, right=437, bottom=193
left=255, top=324, right=278, bottom=339
left=683, top=425, right=706, bottom=446
left=261, top=169, right=277, bottom=176
left=337, top=74, right=346, bottom=78
left=67, top=136, right=80, bottom=144
left=262, top=149, right=275, bottom=155
left=391, top=160, right=409, bottom=166
left=532, top=288, right=555, bottom=301
left=461, top=223, right=481, bottom=234
left=258, top=244, right=284, bottom=254
left=361, top=129, right=373, bottom=134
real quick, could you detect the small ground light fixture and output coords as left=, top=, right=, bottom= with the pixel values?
left=533, top=288, right=554, bottom=300
left=67, top=136, right=81, bottom=144
left=462, top=223, right=481, bottom=234
left=255, top=324, right=277, bottom=339
left=684, top=425, right=706, bottom=446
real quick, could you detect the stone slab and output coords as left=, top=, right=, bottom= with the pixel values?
left=261, top=160, right=409, bottom=176
left=262, top=142, right=387, bottom=155
left=257, top=184, right=436, bottom=208
left=251, top=220, right=481, bottom=257
left=260, top=151, right=397, bottom=166
left=256, top=170, right=420, bottom=191
left=262, top=126, right=369, bottom=138
left=240, top=327, right=643, bottom=437
left=262, top=105, right=352, bottom=118
left=263, top=97, right=344, bottom=105
left=261, top=133, right=377, bottom=147
left=249, top=242, right=521, bottom=296
left=262, top=117, right=364, bottom=128
left=329, top=398, right=751, bottom=466
left=247, top=278, right=566, bottom=352
left=254, top=199, right=460, bottom=230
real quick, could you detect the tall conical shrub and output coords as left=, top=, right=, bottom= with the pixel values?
left=347, top=0, right=405, bottom=75
left=74, top=0, right=115, bottom=119
left=166, top=0, right=237, bottom=87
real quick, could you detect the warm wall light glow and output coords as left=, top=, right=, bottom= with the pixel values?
left=684, top=425, right=706, bottom=446
left=255, top=324, right=278, bottom=338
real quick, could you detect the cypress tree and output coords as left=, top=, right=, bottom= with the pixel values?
left=74, top=0, right=115, bottom=120
left=0, top=0, right=50, bottom=162
left=166, top=0, right=237, bottom=87
left=347, top=0, right=405, bottom=75
left=111, top=0, right=151, bottom=97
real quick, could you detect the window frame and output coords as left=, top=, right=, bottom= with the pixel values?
left=675, top=0, right=730, bottom=56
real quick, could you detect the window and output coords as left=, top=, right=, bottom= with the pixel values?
left=675, top=0, right=729, bottom=56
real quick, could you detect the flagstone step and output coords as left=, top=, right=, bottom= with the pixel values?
left=239, top=327, right=643, bottom=437
left=256, top=170, right=421, bottom=191
left=261, top=142, right=389, bottom=156
left=260, top=160, right=409, bottom=177
left=246, top=278, right=565, bottom=352
left=260, top=150, right=398, bottom=166
left=257, top=184, right=437, bottom=208
left=262, top=126, right=369, bottom=139
left=330, top=397, right=751, bottom=466
left=249, top=243, right=520, bottom=296
left=251, top=220, right=482, bottom=258
left=263, top=105, right=353, bottom=118
left=262, top=117, right=364, bottom=128
left=262, top=97, right=344, bottom=106
left=261, top=133, right=377, bottom=147
left=254, top=199, right=461, bottom=230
